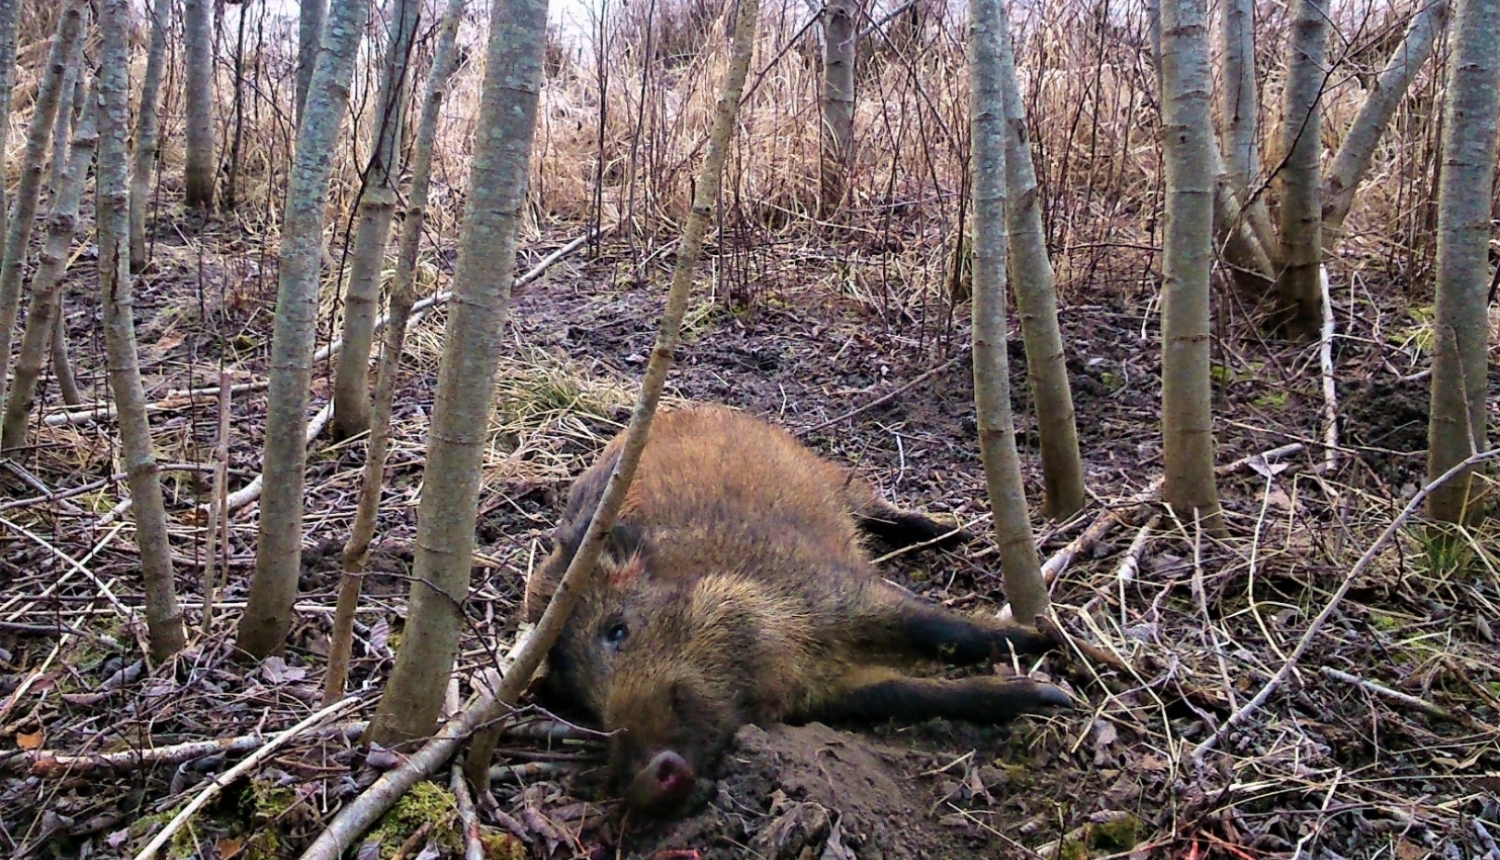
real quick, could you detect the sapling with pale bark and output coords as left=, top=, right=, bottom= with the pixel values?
left=236, top=0, right=372, bottom=660
left=183, top=0, right=217, bottom=209
left=332, top=0, right=421, bottom=441
left=1, top=79, right=98, bottom=452
left=1322, top=0, right=1449, bottom=244
left=297, top=0, right=328, bottom=125
left=325, top=0, right=468, bottom=707
left=364, top=0, right=553, bottom=744
left=1425, top=0, right=1500, bottom=525
left=1157, top=0, right=1224, bottom=529
left=1273, top=0, right=1329, bottom=337
left=98, top=0, right=186, bottom=662
left=995, top=0, right=1086, bottom=521
left=819, top=0, right=857, bottom=219
left=0, top=0, right=86, bottom=433
left=130, top=0, right=173, bottom=270
left=968, top=0, right=1048, bottom=625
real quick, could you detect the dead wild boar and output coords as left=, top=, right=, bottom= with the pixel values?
left=522, top=404, right=1070, bottom=816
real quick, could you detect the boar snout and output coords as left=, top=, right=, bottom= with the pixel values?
left=625, top=749, right=696, bottom=813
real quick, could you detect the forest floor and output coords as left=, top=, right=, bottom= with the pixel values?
left=0, top=220, right=1498, bottom=860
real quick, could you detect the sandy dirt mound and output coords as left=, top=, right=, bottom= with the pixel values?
left=608, top=722, right=996, bottom=859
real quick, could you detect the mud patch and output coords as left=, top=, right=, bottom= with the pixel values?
left=611, top=723, right=995, bottom=859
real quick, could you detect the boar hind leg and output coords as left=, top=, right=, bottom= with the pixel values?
left=813, top=667, right=1072, bottom=725
left=853, top=583, right=1057, bottom=665
left=844, top=485, right=971, bottom=550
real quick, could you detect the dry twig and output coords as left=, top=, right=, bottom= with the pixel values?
left=1191, top=446, right=1500, bottom=760
left=132, top=695, right=361, bottom=860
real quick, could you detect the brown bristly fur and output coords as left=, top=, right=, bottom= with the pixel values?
left=522, top=404, right=1070, bottom=816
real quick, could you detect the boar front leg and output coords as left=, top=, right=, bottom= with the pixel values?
left=806, top=666, right=1072, bottom=725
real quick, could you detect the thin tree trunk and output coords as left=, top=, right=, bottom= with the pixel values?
left=332, top=0, right=420, bottom=441
left=130, top=0, right=173, bottom=271
left=995, top=1, right=1086, bottom=522
left=819, top=0, right=856, bottom=219
left=1426, top=0, right=1500, bottom=524
left=1214, top=0, right=1275, bottom=258
left=223, top=0, right=250, bottom=210
left=1158, top=0, right=1224, bottom=528
left=968, top=0, right=1047, bottom=626
left=51, top=308, right=81, bottom=406
left=0, top=0, right=86, bottom=431
left=184, top=0, right=217, bottom=210
left=236, top=0, right=370, bottom=660
left=99, top=0, right=186, bottom=663
left=1322, top=0, right=1448, bottom=245
left=364, top=0, right=553, bottom=748
left=0, top=0, right=19, bottom=243
left=47, top=57, right=80, bottom=197
left=296, top=0, right=328, bottom=126
left=462, top=0, right=763, bottom=788
left=324, top=0, right=467, bottom=708
left=1, top=79, right=97, bottom=452
left=1273, top=0, right=1329, bottom=339
left=1210, top=142, right=1275, bottom=288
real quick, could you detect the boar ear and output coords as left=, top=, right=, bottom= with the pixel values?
left=605, top=521, right=647, bottom=561
left=603, top=523, right=649, bottom=587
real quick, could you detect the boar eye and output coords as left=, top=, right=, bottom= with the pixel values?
left=603, top=621, right=629, bottom=647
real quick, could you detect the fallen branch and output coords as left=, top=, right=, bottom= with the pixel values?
left=133, top=695, right=361, bottom=860
left=297, top=629, right=534, bottom=860
left=1036, top=614, right=1130, bottom=675
left=1322, top=666, right=1498, bottom=735
left=449, top=763, right=486, bottom=860
left=16, top=721, right=369, bottom=777
left=313, top=229, right=601, bottom=368
left=1191, top=446, right=1500, bottom=761
left=206, top=399, right=334, bottom=516
left=41, top=380, right=269, bottom=427
left=1319, top=265, right=1339, bottom=473
left=0, top=514, right=135, bottom=623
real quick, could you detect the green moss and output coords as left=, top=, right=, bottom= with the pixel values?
left=1254, top=390, right=1288, bottom=410
left=482, top=832, right=530, bottom=860
left=680, top=299, right=727, bottom=342
left=1057, top=838, right=1089, bottom=860
left=1086, top=813, right=1141, bottom=851
left=370, top=781, right=461, bottom=858
left=129, top=807, right=199, bottom=859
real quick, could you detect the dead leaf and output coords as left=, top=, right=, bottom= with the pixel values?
left=1093, top=718, right=1119, bottom=765
left=1265, top=486, right=1295, bottom=511
left=261, top=656, right=307, bottom=685
left=365, top=744, right=401, bottom=770
left=15, top=729, right=43, bottom=750
left=216, top=836, right=244, bottom=859
left=368, top=619, right=391, bottom=652
left=1394, top=838, right=1426, bottom=860
left=819, top=817, right=855, bottom=860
